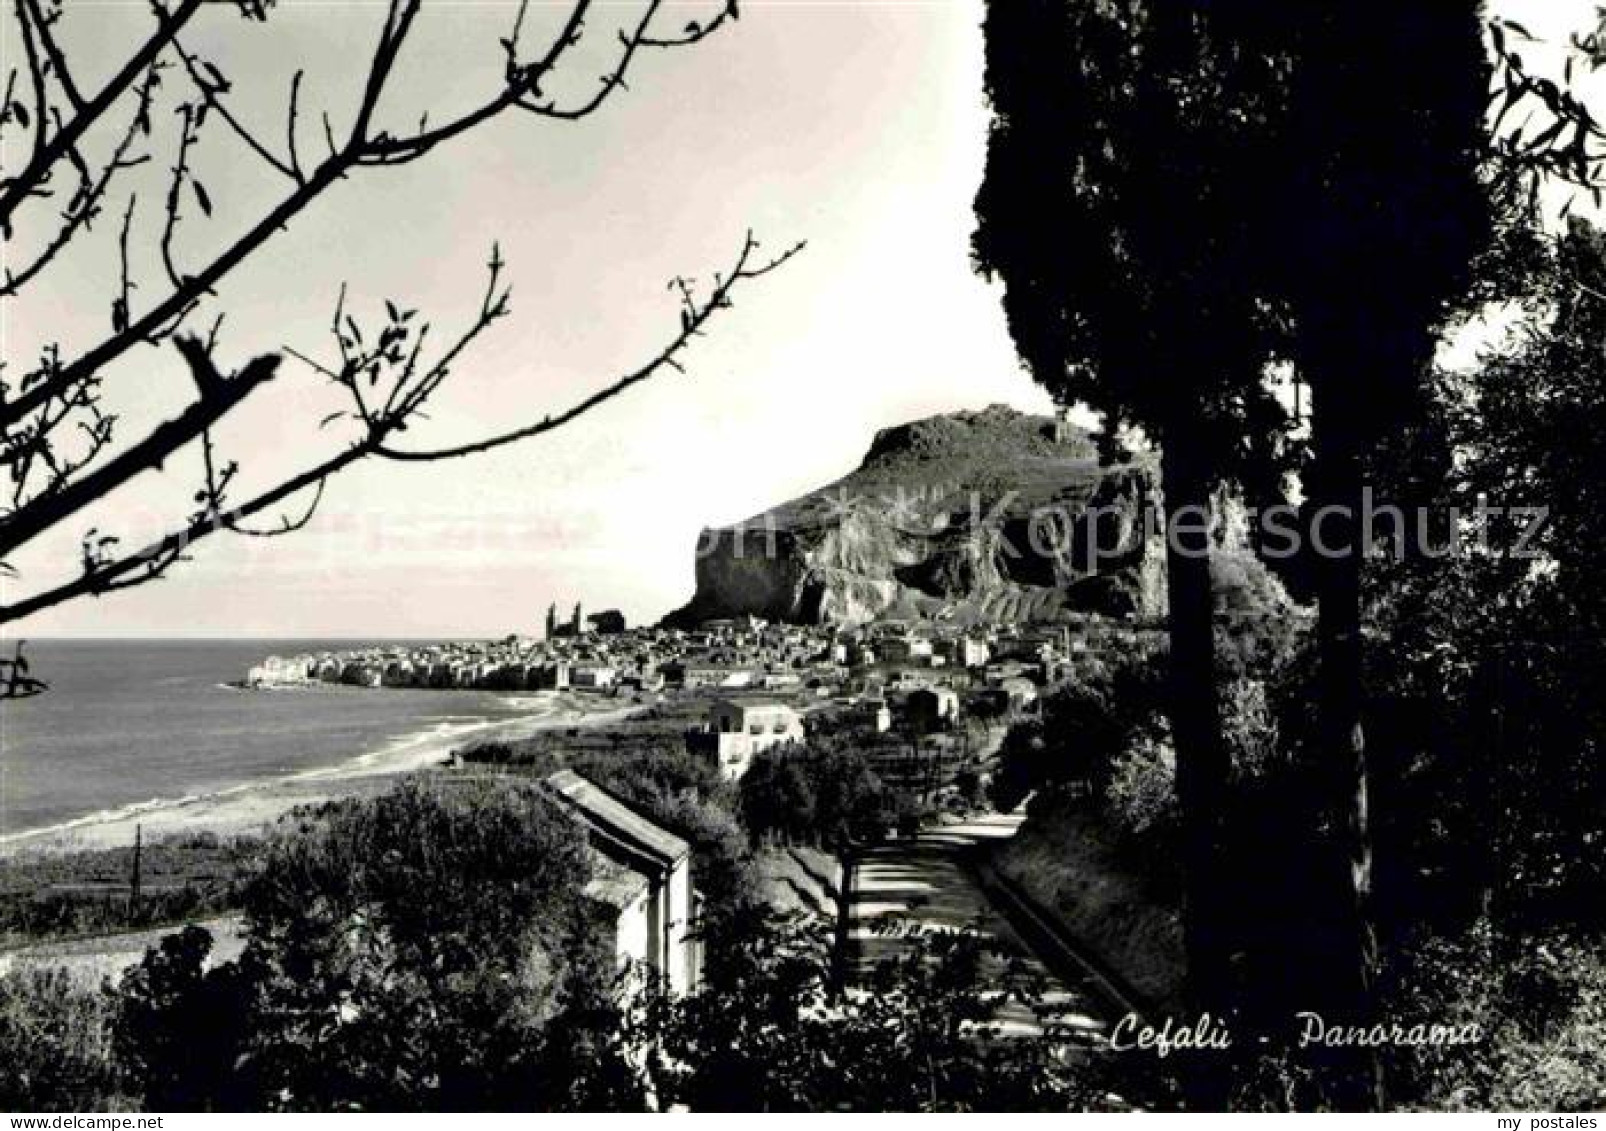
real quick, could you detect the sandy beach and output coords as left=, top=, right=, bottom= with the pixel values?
left=2, top=692, right=649, bottom=859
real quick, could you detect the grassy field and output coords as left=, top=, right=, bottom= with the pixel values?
left=0, top=833, right=258, bottom=949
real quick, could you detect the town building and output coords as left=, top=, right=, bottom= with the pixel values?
left=939, top=635, right=991, bottom=669
left=571, top=662, right=618, bottom=691
left=846, top=696, right=892, bottom=733
left=662, top=657, right=756, bottom=690
left=997, top=676, right=1040, bottom=711
left=695, top=698, right=804, bottom=779
left=529, top=661, right=571, bottom=690
left=905, top=686, right=961, bottom=733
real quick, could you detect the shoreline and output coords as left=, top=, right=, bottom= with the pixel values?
left=1, top=692, right=651, bottom=860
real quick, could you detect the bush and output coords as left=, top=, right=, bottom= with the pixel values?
left=1383, top=922, right=1606, bottom=1111
left=739, top=744, right=889, bottom=851
left=988, top=641, right=1168, bottom=812
left=0, top=836, right=258, bottom=946
left=0, top=967, right=127, bottom=1110
left=648, top=912, right=1132, bottom=1111
left=1103, top=737, right=1178, bottom=845
left=115, top=926, right=251, bottom=1111
left=114, top=777, right=622, bottom=1111
left=740, top=754, right=816, bottom=844
left=1223, top=678, right=1281, bottom=782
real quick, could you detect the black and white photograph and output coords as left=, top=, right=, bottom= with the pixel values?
left=1, top=0, right=1605, bottom=1116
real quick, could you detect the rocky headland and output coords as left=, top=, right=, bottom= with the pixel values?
left=667, top=404, right=1280, bottom=628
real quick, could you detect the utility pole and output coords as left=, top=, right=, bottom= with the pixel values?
left=130, top=823, right=143, bottom=920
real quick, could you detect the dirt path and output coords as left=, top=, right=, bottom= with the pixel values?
left=0, top=914, right=246, bottom=985
left=845, top=812, right=1108, bottom=1040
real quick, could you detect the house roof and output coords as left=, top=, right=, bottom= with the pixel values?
left=584, top=853, right=651, bottom=911
left=712, top=697, right=791, bottom=712
left=710, top=699, right=800, bottom=724
left=545, top=769, right=690, bottom=870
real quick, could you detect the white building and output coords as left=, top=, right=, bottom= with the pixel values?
left=703, top=699, right=804, bottom=780
left=954, top=636, right=991, bottom=669
left=571, top=663, right=618, bottom=691
left=545, top=770, right=699, bottom=996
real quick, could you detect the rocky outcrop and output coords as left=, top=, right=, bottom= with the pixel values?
left=667, top=407, right=1145, bottom=626
left=666, top=404, right=1284, bottom=628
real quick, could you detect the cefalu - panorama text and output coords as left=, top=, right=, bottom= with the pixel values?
left=1107, top=1012, right=1485, bottom=1058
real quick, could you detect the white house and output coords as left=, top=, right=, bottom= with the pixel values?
left=545, top=769, right=699, bottom=996
left=570, top=663, right=618, bottom=691
left=702, top=699, right=804, bottom=780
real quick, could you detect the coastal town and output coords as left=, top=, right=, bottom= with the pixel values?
left=242, top=602, right=1129, bottom=775
left=245, top=602, right=1082, bottom=699
left=233, top=603, right=1150, bottom=1029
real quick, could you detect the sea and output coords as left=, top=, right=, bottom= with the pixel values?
left=0, top=639, right=539, bottom=843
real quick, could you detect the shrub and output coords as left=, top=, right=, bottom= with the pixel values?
left=114, top=777, right=618, bottom=1111
left=988, top=640, right=1168, bottom=812
left=0, top=967, right=126, bottom=1110
left=1383, top=922, right=1606, bottom=1111
left=739, top=744, right=889, bottom=851
left=0, top=837, right=258, bottom=946
left=1103, top=736, right=1178, bottom=844
left=740, top=754, right=817, bottom=844
left=1223, top=678, right=1282, bottom=782
left=649, top=912, right=1129, bottom=1111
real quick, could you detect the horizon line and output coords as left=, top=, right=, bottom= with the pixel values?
left=0, top=633, right=545, bottom=643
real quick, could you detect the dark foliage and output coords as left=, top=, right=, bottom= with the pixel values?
left=111, top=777, right=621, bottom=1111
left=11, top=780, right=1163, bottom=1112
left=740, top=743, right=891, bottom=850
left=649, top=911, right=1137, bottom=1112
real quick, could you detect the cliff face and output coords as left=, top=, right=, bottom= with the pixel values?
left=667, top=405, right=1199, bottom=628
left=666, top=404, right=1288, bottom=628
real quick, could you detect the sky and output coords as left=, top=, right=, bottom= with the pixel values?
left=2, top=0, right=1055, bottom=638
left=2, top=0, right=1600, bottom=638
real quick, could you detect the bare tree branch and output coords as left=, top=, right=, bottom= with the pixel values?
left=159, top=102, right=201, bottom=291
left=170, top=31, right=297, bottom=181
left=374, top=234, right=803, bottom=462
left=0, top=639, right=48, bottom=700
left=0, top=1, right=790, bottom=639
left=0, top=0, right=203, bottom=231
left=0, top=63, right=158, bottom=300
left=0, top=338, right=280, bottom=558
left=285, top=69, right=305, bottom=182
left=0, top=226, right=797, bottom=624
left=1, top=155, right=348, bottom=429
left=0, top=0, right=742, bottom=428
left=11, top=0, right=50, bottom=166
left=2, top=442, right=365, bottom=625
left=20, top=0, right=83, bottom=111
left=354, top=0, right=595, bottom=164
